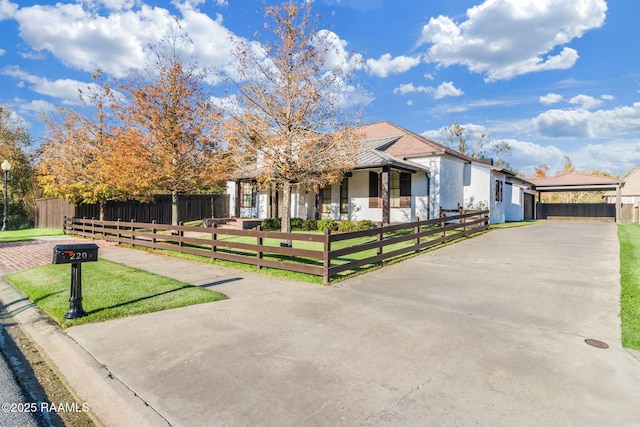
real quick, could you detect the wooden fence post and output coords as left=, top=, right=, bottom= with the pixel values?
left=377, top=225, right=384, bottom=264
left=152, top=220, right=157, bottom=244
left=256, top=225, right=263, bottom=270
left=414, top=217, right=420, bottom=250
left=116, top=219, right=121, bottom=244
left=63, top=216, right=67, bottom=235
left=178, top=221, right=184, bottom=247
left=211, top=223, right=217, bottom=255
left=130, top=219, right=135, bottom=247
left=323, top=228, right=331, bottom=284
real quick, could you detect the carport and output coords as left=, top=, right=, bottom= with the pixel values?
left=530, top=173, right=625, bottom=222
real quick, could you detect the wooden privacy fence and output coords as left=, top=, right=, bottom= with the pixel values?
left=64, top=210, right=489, bottom=283
left=37, top=194, right=230, bottom=229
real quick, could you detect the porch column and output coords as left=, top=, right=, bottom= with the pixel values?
left=234, top=181, right=241, bottom=218
left=381, top=167, right=390, bottom=225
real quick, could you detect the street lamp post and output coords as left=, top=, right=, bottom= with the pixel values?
left=1, top=160, right=11, bottom=231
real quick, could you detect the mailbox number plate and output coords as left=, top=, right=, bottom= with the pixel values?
left=53, top=244, right=99, bottom=264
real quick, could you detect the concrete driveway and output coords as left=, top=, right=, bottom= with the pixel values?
left=67, top=221, right=640, bottom=426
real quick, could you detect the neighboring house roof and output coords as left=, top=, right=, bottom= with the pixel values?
left=604, top=168, right=640, bottom=197
left=357, top=121, right=475, bottom=163
left=530, top=173, right=624, bottom=191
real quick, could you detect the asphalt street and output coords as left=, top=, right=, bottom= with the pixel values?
left=0, top=324, right=41, bottom=427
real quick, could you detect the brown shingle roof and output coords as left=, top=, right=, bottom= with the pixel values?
left=357, top=121, right=474, bottom=162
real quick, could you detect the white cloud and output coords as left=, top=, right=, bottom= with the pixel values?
left=539, top=93, right=563, bottom=105
left=600, top=94, right=614, bottom=101
left=504, top=138, right=565, bottom=172
left=393, top=83, right=431, bottom=96
left=18, top=99, right=56, bottom=114
left=434, top=81, right=464, bottom=99
left=393, top=81, right=463, bottom=99
left=316, top=29, right=364, bottom=75
left=2, top=66, right=92, bottom=102
left=532, top=102, right=640, bottom=138
left=366, top=53, right=421, bottom=78
left=418, top=0, right=607, bottom=81
left=0, top=48, right=5, bottom=56
left=568, top=94, right=602, bottom=110
left=12, top=2, right=171, bottom=77
left=0, top=0, right=18, bottom=20
left=571, top=140, right=640, bottom=174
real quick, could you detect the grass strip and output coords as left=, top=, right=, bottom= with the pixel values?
left=618, top=223, right=640, bottom=350
left=7, top=259, right=226, bottom=328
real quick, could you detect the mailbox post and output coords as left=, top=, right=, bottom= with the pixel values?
left=52, top=244, right=99, bottom=319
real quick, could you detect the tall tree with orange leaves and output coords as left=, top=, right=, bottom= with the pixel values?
left=226, top=2, right=361, bottom=244
left=38, top=71, right=140, bottom=220
left=117, top=20, right=226, bottom=225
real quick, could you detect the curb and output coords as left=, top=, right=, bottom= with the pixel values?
left=0, top=278, right=169, bottom=427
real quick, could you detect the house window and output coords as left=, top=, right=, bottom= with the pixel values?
left=369, top=171, right=380, bottom=208
left=390, top=172, right=401, bottom=208
left=390, top=171, right=412, bottom=208
left=321, top=186, right=332, bottom=213
left=495, top=179, right=503, bottom=202
left=340, top=179, right=349, bottom=214
left=240, top=182, right=255, bottom=208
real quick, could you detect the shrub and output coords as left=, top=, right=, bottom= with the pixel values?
left=317, top=218, right=338, bottom=232
left=290, top=217, right=304, bottom=230
left=261, top=217, right=281, bottom=231
left=302, top=219, right=317, bottom=231
left=355, top=219, right=376, bottom=231
left=338, top=220, right=356, bottom=232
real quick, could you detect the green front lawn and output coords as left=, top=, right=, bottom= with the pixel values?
left=0, top=228, right=64, bottom=242
left=7, top=259, right=227, bottom=328
left=618, top=223, right=640, bottom=350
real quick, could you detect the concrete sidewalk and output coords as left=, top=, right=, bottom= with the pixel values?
left=2, top=222, right=640, bottom=426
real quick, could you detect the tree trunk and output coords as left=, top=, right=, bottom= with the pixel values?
left=280, top=182, right=292, bottom=247
left=99, top=202, right=105, bottom=221
left=171, top=191, right=179, bottom=226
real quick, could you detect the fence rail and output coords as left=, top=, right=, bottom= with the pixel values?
left=64, top=210, right=489, bottom=283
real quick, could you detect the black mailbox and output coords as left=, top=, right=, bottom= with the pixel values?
left=52, top=244, right=99, bottom=264
left=52, top=243, right=99, bottom=319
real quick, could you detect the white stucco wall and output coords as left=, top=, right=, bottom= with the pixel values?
left=463, top=165, right=490, bottom=210
left=348, top=169, right=381, bottom=222
left=409, top=156, right=461, bottom=218
left=229, top=168, right=431, bottom=224
left=505, top=182, right=524, bottom=222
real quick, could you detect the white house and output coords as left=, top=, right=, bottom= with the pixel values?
left=227, top=121, right=535, bottom=224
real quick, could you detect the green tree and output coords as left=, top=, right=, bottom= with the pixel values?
left=0, top=104, right=35, bottom=228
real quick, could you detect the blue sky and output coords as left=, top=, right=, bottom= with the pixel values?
left=1, top=0, right=639, bottom=176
